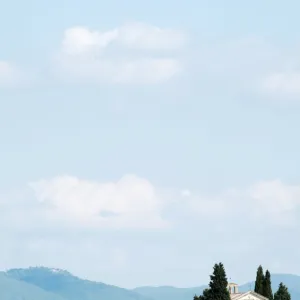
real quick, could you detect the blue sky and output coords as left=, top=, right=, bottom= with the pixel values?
left=1, top=0, right=300, bottom=289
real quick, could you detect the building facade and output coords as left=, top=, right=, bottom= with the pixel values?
left=228, top=283, right=269, bottom=300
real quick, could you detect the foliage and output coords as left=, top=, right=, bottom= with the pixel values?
left=274, top=283, right=291, bottom=300
left=195, top=263, right=230, bottom=300
left=263, top=270, right=273, bottom=300
left=254, top=265, right=265, bottom=295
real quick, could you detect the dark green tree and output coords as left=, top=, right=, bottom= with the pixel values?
left=254, top=265, right=265, bottom=295
left=263, top=270, right=273, bottom=300
left=195, top=263, right=230, bottom=300
left=198, top=288, right=210, bottom=300
left=274, top=283, right=291, bottom=300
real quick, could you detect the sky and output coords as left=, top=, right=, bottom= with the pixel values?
left=1, top=0, right=300, bottom=289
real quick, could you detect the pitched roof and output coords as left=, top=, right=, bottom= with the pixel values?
left=230, top=291, right=269, bottom=300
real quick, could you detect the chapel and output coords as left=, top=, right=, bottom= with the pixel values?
left=228, top=283, right=269, bottom=300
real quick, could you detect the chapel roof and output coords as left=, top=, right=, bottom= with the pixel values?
left=230, top=291, right=269, bottom=300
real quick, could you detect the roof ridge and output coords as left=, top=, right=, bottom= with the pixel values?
left=230, top=291, right=269, bottom=300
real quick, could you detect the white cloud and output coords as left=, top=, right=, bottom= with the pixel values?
left=58, top=56, right=181, bottom=85
left=176, top=179, right=300, bottom=228
left=116, top=22, right=185, bottom=50
left=62, top=22, right=186, bottom=55
left=55, top=21, right=185, bottom=84
left=26, top=175, right=300, bottom=230
left=29, top=174, right=169, bottom=229
left=249, top=180, right=300, bottom=225
left=262, top=71, right=300, bottom=97
left=1, top=176, right=300, bottom=286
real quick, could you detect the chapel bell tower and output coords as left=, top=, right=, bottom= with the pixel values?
left=228, top=282, right=239, bottom=294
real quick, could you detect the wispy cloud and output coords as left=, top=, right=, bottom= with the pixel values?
left=25, top=174, right=300, bottom=230
left=54, top=21, right=186, bottom=85
left=262, top=71, right=300, bottom=97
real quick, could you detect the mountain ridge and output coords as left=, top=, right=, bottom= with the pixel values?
left=4, top=267, right=151, bottom=300
left=134, top=273, right=300, bottom=289
left=1, top=267, right=300, bottom=300
left=133, top=274, right=300, bottom=300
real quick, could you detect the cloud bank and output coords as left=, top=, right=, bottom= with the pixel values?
left=1, top=175, right=300, bottom=286
left=262, top=71, right=300, bottom=97
left=54, top=22, right=186, bottom=84
left=29, top=174, right=168, bottom=229
left=3, top=21, right=300, bottom=97
left=22, top=175, right=300, bottom=230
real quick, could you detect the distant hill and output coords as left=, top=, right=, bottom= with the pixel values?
left=5, top=267, right=150, bottom=300
left=133, top=286, right=206, bottom=300
left=1, top=267, right=300, bottom=300
left=0, top=271, right=65, bottom=300
left=133, top=274, right=300, bottom=300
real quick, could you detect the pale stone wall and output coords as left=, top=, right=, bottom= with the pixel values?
left=238, top=295, right=263, bottom=300
left=230, top=291, right=269, bottom=300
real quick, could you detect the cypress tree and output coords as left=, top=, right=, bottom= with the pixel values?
left=263, top=270, right=273, bottom=300
left=196, top=263, right=230, bottom=300
left=254, top=265, right=265, bottom=295
left=209, top=263, right=230, bottom=300
left=198, top=288, right=210, bottom=300
left=274, top=283, right=291, bottom=300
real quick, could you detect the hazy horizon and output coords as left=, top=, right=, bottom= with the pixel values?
left=2, top=266, right=300, bottom=289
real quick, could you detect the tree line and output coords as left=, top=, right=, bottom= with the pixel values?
left=193, top=263, right=291, bottom=300
left=254, top=265, right=291, bottom=300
